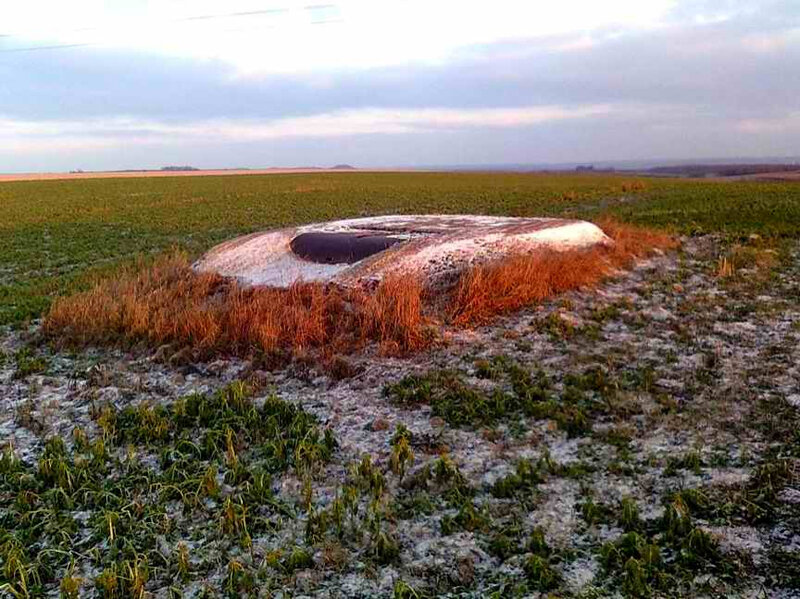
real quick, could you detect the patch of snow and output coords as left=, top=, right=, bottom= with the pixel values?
left=705, top=526, right=764, bottom=562
left=194, top=215, right=610, bottom=288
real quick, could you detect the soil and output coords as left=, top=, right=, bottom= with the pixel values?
left=2, top=235, right=798, bottom=597
left=0, top=168, right=396, bottom=183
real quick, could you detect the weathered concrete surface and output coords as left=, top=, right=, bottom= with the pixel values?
left=194, top=214, right=611, bottom=288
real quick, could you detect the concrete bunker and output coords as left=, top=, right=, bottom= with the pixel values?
left=194, top=214, right=611, bottom=288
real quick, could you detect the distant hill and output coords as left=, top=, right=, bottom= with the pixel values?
left=330, top=164, right=356, bottom=170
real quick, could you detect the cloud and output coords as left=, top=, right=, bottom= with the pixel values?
left=735, top=113, right=800, bottom=134
left=0, top=0, right=798, bottom=170
left=0, top=104, right=613, bottom=154
left=3, top=0, right=675, bottom=74
left=3, top=105, right=799, bottom=173
left=2, top=2, right=798, bottom=123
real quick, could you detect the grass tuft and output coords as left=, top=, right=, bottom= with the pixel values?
left=44, top=252, right=429, bottom=360
left=449, top=219, right=677, bottom=325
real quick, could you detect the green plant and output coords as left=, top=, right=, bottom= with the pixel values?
left=440, top=501, right=490, bottom=535
left=59, top=572, right=82, bottom=599
left=579, top=496, right=611, bottom=526
left=284, top=547, right=314, bottom=573
left=523, top=554, right=560, bottom=591
left=665, top=450, right=703, bottom=476
left=490, top=459, right=543, bottom=499
left=224, top=559, right=254, bottom=596
left=527, top=526, right=550, bottom=557
left=353, top=455, right=386, bottom=500
left=474, top=355, right=511, bottom=380
left=371, top=530, right=401, bottom=565
left=620, top=497, right=642, bottom=532
left=390, top=425, right=415, bottom=480
left=175, top=543, right=190, bottom=582
left=12, top=347, right=47, bottom=379
left=487, top=528, right=522, bottom=560
left=95, top=564, right=119, bottom=598
left=393, top=579, right=424, bottom=599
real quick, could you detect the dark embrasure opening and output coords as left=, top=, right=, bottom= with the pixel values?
left=290, top=232, right=405, bottom=264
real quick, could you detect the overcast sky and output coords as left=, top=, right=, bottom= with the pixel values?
left=1, top=0, right=798, bottom=172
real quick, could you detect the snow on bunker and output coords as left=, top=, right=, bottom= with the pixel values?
left=193, top=215, right=611, bottom=288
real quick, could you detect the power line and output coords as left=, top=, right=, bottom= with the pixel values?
left=178, top=8, right=288, bottom=22
left=0, top=3, right=337, bottom=40
left=0, top=43, right=92, bottom=54
left=0, top=4, right=343, bottom=54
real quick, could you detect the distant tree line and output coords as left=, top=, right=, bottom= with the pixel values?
left=648, top=163, right=800, bottom=177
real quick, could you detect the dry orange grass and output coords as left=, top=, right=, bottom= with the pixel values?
left=448, top=219, right=677, bottom=325
left=44, top=253, right=429, bottom=360
left=43, top=220, right=675, bottom=361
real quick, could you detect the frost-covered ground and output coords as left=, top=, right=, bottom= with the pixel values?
left=1, top=235, right=798, bottom=598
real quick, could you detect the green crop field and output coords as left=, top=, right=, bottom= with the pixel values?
left=2, top=171, right=800, bottom=598
left=2, top=171, right=800, bottom=326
